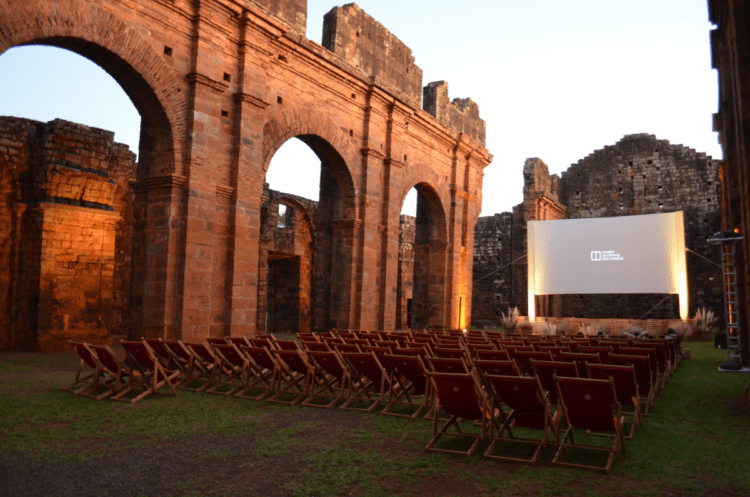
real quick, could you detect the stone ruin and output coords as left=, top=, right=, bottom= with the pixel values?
left=472, top=134, right=724, bottom=327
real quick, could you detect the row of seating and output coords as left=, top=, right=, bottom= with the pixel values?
left=63, top=329, right=679, bottom=473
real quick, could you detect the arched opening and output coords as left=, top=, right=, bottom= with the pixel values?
left=397, top=184, right=448, bottom=330
left=261, top=135, right=355, bottom=333
left=0, top=41, right=173, bottom=350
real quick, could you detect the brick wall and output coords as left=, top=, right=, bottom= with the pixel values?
left=0, top=117, right=135, bottom=351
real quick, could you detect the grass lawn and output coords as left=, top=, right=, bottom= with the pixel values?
left=0, top=341, right=748, bottom=496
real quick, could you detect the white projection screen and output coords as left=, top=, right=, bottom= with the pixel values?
left=527, top=211, right=688, bottom=319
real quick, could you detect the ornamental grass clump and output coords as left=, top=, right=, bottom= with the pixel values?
left=500, top=307, right=519, bottom=332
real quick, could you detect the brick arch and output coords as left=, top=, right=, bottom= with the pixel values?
left=0, top=0, right=184, bottom=178
left=262, top=196, right=317, bottom=245
left=262, top=107, right=361, bottom=217
left=398, top=166, right=451, bottom=244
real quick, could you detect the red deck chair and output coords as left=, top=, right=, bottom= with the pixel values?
left=64, top=341, right=115, bottom=399
left=537, top=345, right=569, bottom=361
left=226, top=336, right=253, bottom=348
left=484, top=375, right=560, bottom=465
left=208, top=343, right=249, bottom=396
left=302, top=350, right=351, bottom=409
left=161, top=340, right=204, bottom=390
left=347, top=338, right=371, bottom=347
left=185, top=342, right=220, bottom=392
left=553, top=376, right=626, bottom=474
left=434, top=347, right=465, bottom=359
left=426, top=357, right=470, bottom=374
left=621, top=347, right=661, bottom=392
left=473, top=349, right=510, bottom=362
left=474, top=359, right=521, bottom=377
left=514, top=351, right=553, bottom=376
left=88, top=344, right=136, bottom=400
left=587, top=363, right=641, bottom=439
left=272, top=340, right=301, bottom=351
left=529, top=359, right=579, bottom=405
left=559, top=351, right=600, bottom=377
left=142, top=338, right=173, bottom=367
left=304, top=341, right=331, bottom=353
left=206, top=337, right=227, bottom=346
left=631, top=341, right=671, bottom=387
left=113, top=341, right=179, bottom=404
left=579, top=346, right=613, bottom=365
left=610, top=353, right=655, bottom=415
left=425, top=371, right=498, bottom=457
left=504, top=345, right=534, bottom=363
left=381, top=354, right=432, bottom=419
left=395, top=346, right=430, bottom=359
left=238, top=346, right=277, bottom=400
left=266, top=348, right=310, bottom=405
left=333, top=343, right=361, bottom=354
left=340, top=351, right=392, bottom=412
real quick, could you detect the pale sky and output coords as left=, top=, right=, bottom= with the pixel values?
left=0, top=0, right=720, bottom=217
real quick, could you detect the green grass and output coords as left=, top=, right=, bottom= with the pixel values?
left=1, top=342, right=749, bottom=495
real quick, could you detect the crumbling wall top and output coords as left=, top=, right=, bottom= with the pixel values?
left=246, top=0, right=307, bottom=35
left=322, top=3, right=423, bottom=105
left=423, top=81, right=486, bottom=146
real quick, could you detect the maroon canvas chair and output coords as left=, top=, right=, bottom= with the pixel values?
left=537, top=345, right=569, bottom=361
left=394, top=346, right=430, bottom=359
left=381, top=354, right=432, bottom=419
left=303, top=341, right=331, bottom=353
left=426, top=356, right=470, bottom=374
left=208, top=343, right=249, bottom=396
left=273, top=340, right=301, bottom=351
left=484, top=375, right=560, bottom=465
left=88, top=344, right=136, bottom=400
left=302, top=350, right=351, bottom=409
left=473, top=349, right=510, bottom=362
left=587, top=363, right=641, bottom=438
left=621, top=347, right=661, bottom=392
left=161, top=340, right=205, bottom=390
left=474, top=359, right=521, bottom=377
left=64, top=341, right=115, bottom=399
left=347, top=338, right=371, bottom=347
left=266, top=348, right=310, bottom=405
left=579, top=346, right=613, bottom=365
left=631, top=341, right=671, bottom=387
left=185, top=342, right=221, bottom=392
left=434, top=347, right=466, bottom=360
left=142, top=338, right=173, bottom=367
left=610, top=353, right=655, bottom=415
left=514, top=351, right=553, bottom=376
left=238, top=345, right=277, bottom=400
left=425, top=371, right=498, bottom=457
left=559, top=351, right=600, bottom=377
left=225, top=336, right=252, bottom=348
left=333, top=343, right=361, bottom=354
left=340, top=351, right=392, bottom=412
left=206, top=337, right=227, bottom=346
left=504, top=345, right=534, bottom=363
left=113, top=341, right=179, bottom=404
left=530, top=359, right=579, bottom=405
left=553, top=376, right=626, bottom=474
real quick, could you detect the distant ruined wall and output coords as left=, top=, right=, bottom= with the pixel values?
left=472, top=135, right=723, bottom=325
left=0, top=117, right=136, bottom=351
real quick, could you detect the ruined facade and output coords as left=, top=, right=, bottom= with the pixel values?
left=709, top=0, right=750, bottom=365
left=0, top=1, right=491, bottom=350
left=0, top=117, right=136, bottom=351
left=473, top=135, right=723, bottom=325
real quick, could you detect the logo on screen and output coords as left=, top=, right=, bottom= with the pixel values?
left=591, top=251, right=602, bottom=261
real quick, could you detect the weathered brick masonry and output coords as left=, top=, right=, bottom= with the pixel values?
left=473, top=135, right=723, bottom=325
left=0, top=117, right=136, bottom=351
left=0, top=1, right=491, bottom=350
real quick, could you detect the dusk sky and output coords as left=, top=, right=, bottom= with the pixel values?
left=0, top=0, right=720, bottom=216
